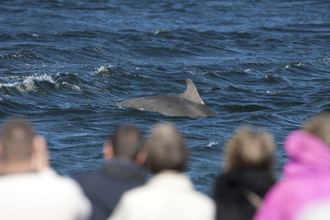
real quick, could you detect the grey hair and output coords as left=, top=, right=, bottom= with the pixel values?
left=146, top=123, right=188, bottom=173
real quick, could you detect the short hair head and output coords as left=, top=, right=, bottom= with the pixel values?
left=224, top=125, right=275, bottom=174
left=110, top=125, right=143, bottom=160
left=303, top=113, right=330, bottom=146
left=0, top=117, right=34, bottom=162
left=146, top=122, right=188, bottom=173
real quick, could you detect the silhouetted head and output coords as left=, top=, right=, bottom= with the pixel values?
left=104, top=125, right=144, bottom=161
left=146, top=122, right=188, bottom=173
left=224, top=125, right=275, bottom=174
left=0, top=117, right=34, bottom=163
left=303, top=113, right=330, bottom=146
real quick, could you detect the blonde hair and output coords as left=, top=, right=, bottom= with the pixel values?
left=224, top=125, right=275, bottom=174
left=303, top=113, right=330, bottom=146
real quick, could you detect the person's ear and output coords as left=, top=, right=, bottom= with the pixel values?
left=0, top=142, right=3, bottom=159
left=32, top=135, right=47, bottom=152
left=135, top=150, right=148, bottom=166
left=31, top=135, right=49, bottom=171
left=103, top=142, right=114, bottom=160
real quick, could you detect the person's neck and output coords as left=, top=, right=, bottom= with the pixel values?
left=105, top=156, right=133, bottom=164
left=0, top=160, right=34, bottom=175
left=159, top=170, right=181, bottom=174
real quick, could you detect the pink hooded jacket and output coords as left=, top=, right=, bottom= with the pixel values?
left=254, top=130, right=330, bottom=220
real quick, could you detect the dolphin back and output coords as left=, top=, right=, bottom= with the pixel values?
left=115, top=78, right=217, bottom=118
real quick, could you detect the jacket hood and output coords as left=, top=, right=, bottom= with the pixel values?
left=283, top=130, right=330, bottom=177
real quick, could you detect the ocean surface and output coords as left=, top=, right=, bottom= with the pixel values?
left=1, top=0, right=330, bottom=195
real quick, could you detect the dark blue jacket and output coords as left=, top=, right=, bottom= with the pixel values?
left=75, top=158, right=146, bottom=220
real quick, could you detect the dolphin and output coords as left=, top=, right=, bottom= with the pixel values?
left=115, top=78, right=217, bottom=118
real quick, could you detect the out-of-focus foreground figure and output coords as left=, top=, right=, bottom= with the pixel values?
left=75, top=125, right=147, bottom=220
left=0, top=117, right=91, bottom=220
left=108, top=122, right=215, bottom=220
left=214, top=126, right=275, bottom=220
left=254, top=113, right=330, bottom=220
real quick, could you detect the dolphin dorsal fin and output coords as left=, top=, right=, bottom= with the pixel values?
left=181, top=78, right=204, bottom=104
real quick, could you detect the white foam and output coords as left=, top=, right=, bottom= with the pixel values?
left=62, top=82, right=82, bottom=91
left=206, top=142, right=218, bottom=147
left=285, top=62, right=304, bottom=68
left=134, top=74, right=149, bottom=79
left=96, top=65, right=116, bottom=73
left=0, top=82, right=18, bottom=88
left=32, top=34, right=39, bottom=37
left=244, top=69, right=251, bottom=72
left=71, top=85, right=81, bottom=91
left=0, top=74, right=56, bottom=92
left=24, top=74, right=55, bottom=84
left=96, top=66, right=108, bottom=73
left=154, top=30, right=167, bottom=35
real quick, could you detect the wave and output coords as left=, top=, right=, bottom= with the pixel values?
left=284, top=62, right=305, bottom=69
left=96, top=65, right=117, bottom=74
left=206, top=142, right=218, bottom=147
left=0, top=33, right=14, bottom=41
left=95, top=65, right=149, bottom=79
left=154, top=30, right=168, bottom=35
left=0, top=73, right=95, bottom=95
left=0, top=48, right=41, bottom=61
left=317, top=57, right=330, bottom=62
left=0, top=74, right=56, bottom=92
left=223, top=104, right=272, bottom=113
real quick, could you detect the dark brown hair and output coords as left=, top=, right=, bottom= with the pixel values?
left=110, top=125, right=143, bottom=160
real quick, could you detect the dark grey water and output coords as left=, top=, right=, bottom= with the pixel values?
left=1, top=0, right=330, bottom=195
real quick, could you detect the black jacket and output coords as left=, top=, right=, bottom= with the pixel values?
left=214, top=169, right=275, bottom=220
left=75, top=159, right=146, bottom=220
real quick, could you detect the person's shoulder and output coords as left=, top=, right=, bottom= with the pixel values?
left=0, top=172, right=36, bottom=190
left=184, top=189, right=216, bottom=217
left=40, top=169, right=86, bottom=194
left=74, top=171, right=102, bottom=185
left=123, top=183, right=146, bottom=197
left=116, top=184, right=149, bottom=206
left=192, top=189, right=215, bottom=204
left=268, top=176, right=306, bottom=200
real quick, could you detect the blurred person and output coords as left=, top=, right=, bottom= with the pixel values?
left=254, top=113, right=330, bottom=220
left=214, top=126, right=276, bottom=220
left=75, top=125, right=147, bottom=220
left=0, top=116, right=91, bottom=220
left=108, top=122, right=215, bottom=220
